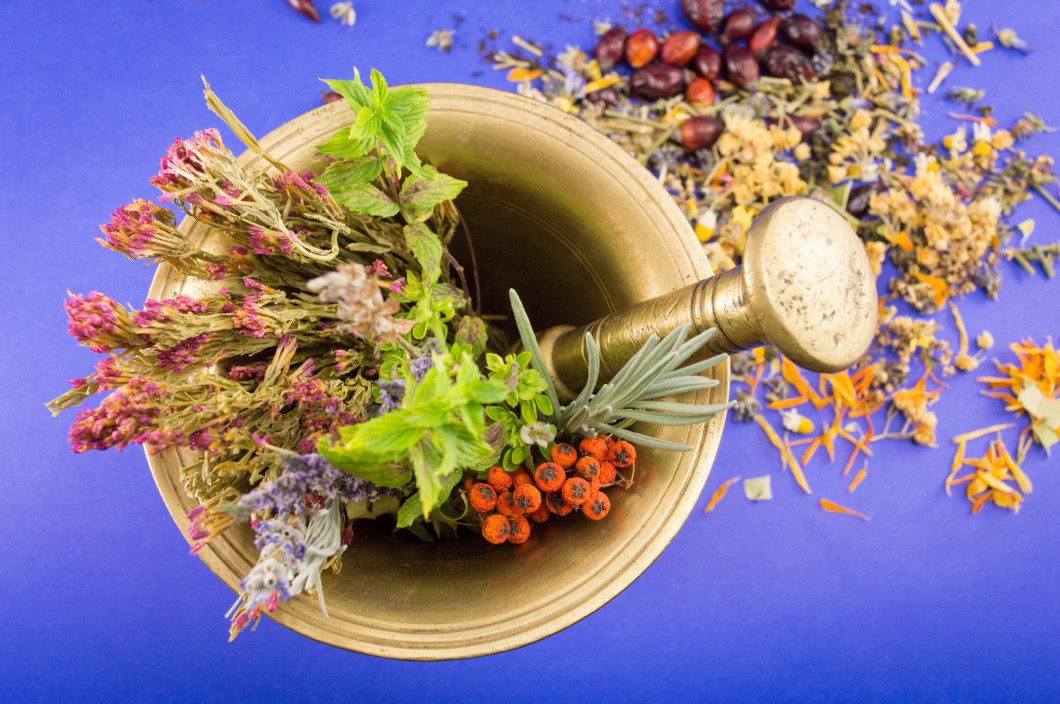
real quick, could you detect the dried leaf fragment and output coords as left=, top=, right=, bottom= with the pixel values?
left=743, top=475, right=772, bottom=501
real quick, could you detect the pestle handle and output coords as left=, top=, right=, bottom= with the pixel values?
left=536, top=197, right=878, bottom=400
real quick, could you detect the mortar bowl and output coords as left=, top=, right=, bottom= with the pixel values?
left=147, top=83, right=729, bottom=659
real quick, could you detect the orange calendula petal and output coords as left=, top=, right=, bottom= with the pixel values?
left=819, top=499, right=869, bottom=521
left=912, top=271, right=948, bottom=306
left=506, top=67, right=542, bottom=82
left=768, top=396, right=809, bottom=410
left=783, top=433, right=812, bottom=494
left=952, top=424, right=1015, bottom=444
left=704, top=477, right=740, bottom=513
left=946, top=442, right=965, bottom=497
left=848, top=464, right=868, bottom=493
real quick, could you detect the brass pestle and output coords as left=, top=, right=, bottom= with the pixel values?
left=534, top=197, right=879, bottom=401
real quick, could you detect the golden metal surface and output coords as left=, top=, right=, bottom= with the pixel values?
left=146, top=84, right=728, bottom=659
left=545, top=197, right=878, bottom=397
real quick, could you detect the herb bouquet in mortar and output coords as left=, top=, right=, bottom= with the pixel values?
left=48, top=70, right=729, bottom=639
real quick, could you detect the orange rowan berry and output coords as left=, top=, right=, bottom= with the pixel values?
left=597, top=460, right=617, bottom=486
left=507, top=516, right=532, bottom=544
left=607, top=440, right=636, bottom=468
left=534, top=462, right=566, bottom=492
left=583, top=491, right=611, bottom=520
left=528, top=503, right=551, bottom=523
left=462, top=475, right=475, bottom=492
left=550, top=443, right=578, bottom=469
left=574, top=456, right=600, bottom=483
left=546, top=491, right=574, bottom=516
left=511, top=469, right=534, bottom=488
left=468, top=483, right=498, bottom=514
left=513, top=484, right=542, bottom=513
left=578, top=436, right=608, bottom=461
left=486, top=465, right=512, bottom=492
left=496, top=491, right=523, bottom=518
left=562, top=477, right=592, bottom=506
left=482, top=514, right=511, bottom=544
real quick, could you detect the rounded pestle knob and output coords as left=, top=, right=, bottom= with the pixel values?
left=537, top=197, right=878, bottom=400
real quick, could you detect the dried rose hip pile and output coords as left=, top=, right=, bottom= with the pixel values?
left=594, top=0, right=823, bottom=150
left=467, top=436, right=637, bottom=545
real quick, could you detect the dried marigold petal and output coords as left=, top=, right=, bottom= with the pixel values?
left=819, top=498, right=869, bottom=521
left=704, top=477, right=740, bottom=512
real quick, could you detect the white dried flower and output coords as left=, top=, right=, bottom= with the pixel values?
left=330, top=2, right=356, bottom=27
left=426, top=29, right=454, bottom=52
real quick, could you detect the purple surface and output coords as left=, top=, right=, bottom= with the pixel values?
left=2, top=1, right=1059, bottom=701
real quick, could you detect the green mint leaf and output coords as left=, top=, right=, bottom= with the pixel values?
left=370, top=68, right=389, bottom=105
left=396, top=491, right=424, bottom=528
left=385, top=85, right=431, bottom=149
left=329, top=181, right=400, bottom=217
left=351, top=105, right=383, bottom=143
left=316, top=128, right=375, bottom=160
left=399, top=169, right=467, bottom=211
left=403, top=222, right=443, bottom=284
left=315, top=156, right=384, bottom=193
left=321, top=73, right=372, bottom=110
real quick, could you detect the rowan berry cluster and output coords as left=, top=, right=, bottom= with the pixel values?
left=467, top=436, right=638, bottom=544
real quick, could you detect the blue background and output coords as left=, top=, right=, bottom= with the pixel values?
left=3, top=1, right=1059, bottom=701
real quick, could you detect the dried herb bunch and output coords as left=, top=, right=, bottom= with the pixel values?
left=484, top=0, right=1057, bottom=515
left=492, top=0, right=1054, bottom=314
left=51, top=69, right=729, bottom=638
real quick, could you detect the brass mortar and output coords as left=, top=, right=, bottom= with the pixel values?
left=146, top=84, right=873, bottom=660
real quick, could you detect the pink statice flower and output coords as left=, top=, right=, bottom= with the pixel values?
left=96, top=199, right=191, bottom=260
left=64, top=291, right=140, bottom=353
left=149, top=128, right=225, bottom=197
left=154, top=332, right=212, bottom=371
left=68, top=375, right=172, bottom=452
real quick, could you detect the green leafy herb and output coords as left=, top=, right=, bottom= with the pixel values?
left=318, top=349, right=506, bottom=517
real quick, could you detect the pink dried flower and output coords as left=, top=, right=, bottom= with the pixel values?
left=65, top=291, right=140, bottom=353
left=97, top=200, right=192, bottom=260
left=149, top=128, right=225, bottom=197
left=68, top=375, right=173, bottom=453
